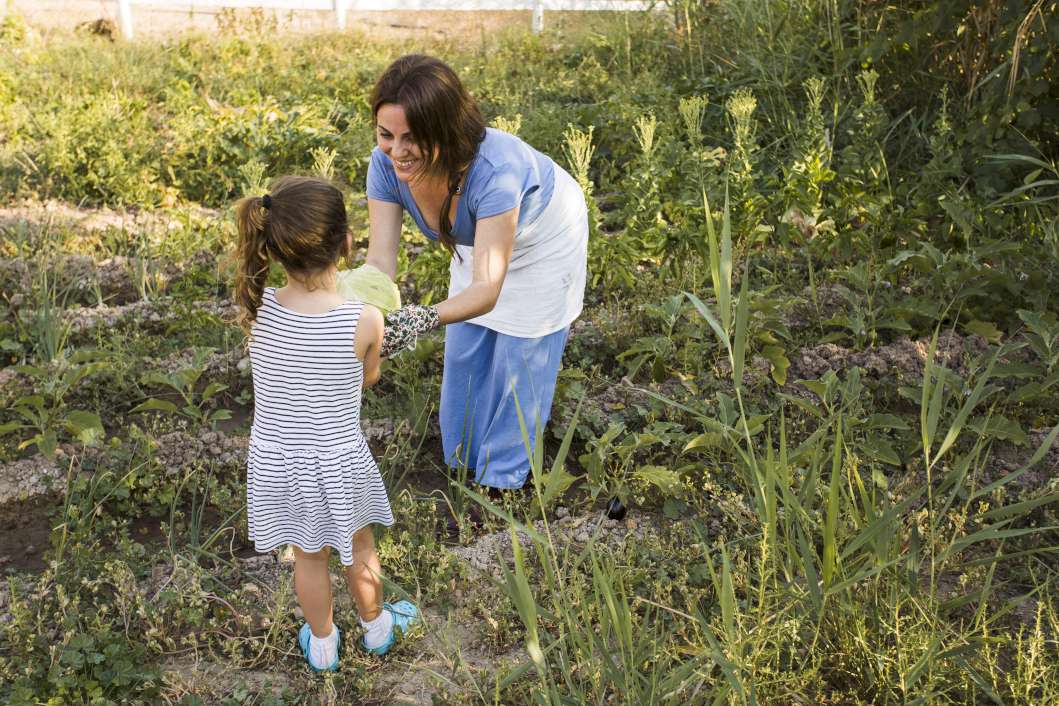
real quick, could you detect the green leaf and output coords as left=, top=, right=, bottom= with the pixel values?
left=685, top=292, right=728, bottom=351
left=683, top=432, right=723, bottom=452
left=538, top=466, right=577, bottom=508
left=208, top=409, right=233, bottom=423
left=140, top=371, right=179, bottom=390
left=972, top=423, right=1059, bottom=500
left=635, top=465, right=681, bottom=494
left=860, top=435, right=902, bottom=466
left=38, top=430, right=58, bottom=458
left=202, top=382, right=228, bottom=401
left=131, top=398, right=179, bottom=415
left=0, top=421, right=27, bottom=435
left=822, top=418, right=842, bottom=588
left=797, top=379, right=829, bottom=400
left=761, top=345, right=790, bottom=385
left=65, top=410, right=104, bottom=446
left=968, top=415, right=1027, bottom=445
left=732, top=266, right=750, bottom=389
left=864, top=413, right=911, bottom=431
left=982, top=492, right=1059, bottom=523
left=964, top=320, right=1003, bottom=343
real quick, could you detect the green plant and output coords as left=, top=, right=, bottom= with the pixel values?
left=563, top=124, right=632, bottom=291
left=15, top=265, right=72, bottom=363
left=821, top=261, right=910, bottom=347
left=1008, top=308, right=1059, bottom=403
left=0, top=351, right=107, bottom=457
left=132, top=347, right=232, bottom=429
left=616, top=293, right=685, bottom=382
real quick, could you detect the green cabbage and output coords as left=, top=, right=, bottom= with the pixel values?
left=336, top=264, right=401, bottom=314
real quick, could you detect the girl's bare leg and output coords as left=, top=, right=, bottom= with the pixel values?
left=293, top=545, right=334, bottom=637
left=344, top=526, right=383, bottom=621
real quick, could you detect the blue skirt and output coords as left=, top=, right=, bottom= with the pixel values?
left=440, top=322, right=569, bottom=489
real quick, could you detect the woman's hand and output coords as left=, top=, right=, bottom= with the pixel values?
left=381, top=304, right=441, bottom=357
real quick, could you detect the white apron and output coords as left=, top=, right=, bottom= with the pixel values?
left=448, top=165, right=588, bottom=338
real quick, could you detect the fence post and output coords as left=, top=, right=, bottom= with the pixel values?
left=117, top=0, right=134, bottom=39
left=532, top=0, right=544, bottom=34
left=334, top=0, right=349, bottom=31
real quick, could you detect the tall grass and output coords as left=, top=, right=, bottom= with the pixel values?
left=475, top=195, right=1059, bottom=703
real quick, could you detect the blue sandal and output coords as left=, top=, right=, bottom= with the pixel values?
left=361, top=600, right=419, bottom=656
left=298, top=622, right=341, bottom=672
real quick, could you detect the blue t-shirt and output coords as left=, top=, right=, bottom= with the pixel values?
left=366, top=127, right=556, bottom=246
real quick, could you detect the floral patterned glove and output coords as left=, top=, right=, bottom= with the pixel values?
left=381, top=304, right=441, bottom=358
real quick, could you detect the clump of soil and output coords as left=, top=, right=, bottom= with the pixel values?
left=728, top=331, right=993, bottom=393
left=65, top=297, right=237, bottom=333
left=785, top=331, right=988, bottom=382
left=450, top=509, right=657, bottom=575
left=0, top=456, right=67, bottom=527
left=149, top=430, right=249, bottom=473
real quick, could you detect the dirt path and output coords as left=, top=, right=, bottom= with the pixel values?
left=7, top=1, right=605, bottom=42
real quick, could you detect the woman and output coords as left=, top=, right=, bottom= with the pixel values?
left=365, top=54, right=588, bottom=492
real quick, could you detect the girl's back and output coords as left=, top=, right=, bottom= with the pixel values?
left=245, top=286, right=392, bottom=566
left=249, top=287, right=366, bottom=451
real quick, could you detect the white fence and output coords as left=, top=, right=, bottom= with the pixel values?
left=115, top=0, right=650, bottom=38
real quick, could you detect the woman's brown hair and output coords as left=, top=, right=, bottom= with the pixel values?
left=234, top=175, right=348, bottom=331
left=371, top=54, right=486, bottom=258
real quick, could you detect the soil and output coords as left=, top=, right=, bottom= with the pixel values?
left=0, top=497, right=54, bottom=574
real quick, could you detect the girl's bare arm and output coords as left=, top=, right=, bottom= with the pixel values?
left=353, top=304, right=385, bottom=387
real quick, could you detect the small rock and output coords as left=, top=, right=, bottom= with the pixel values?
left=24, top=545, right=34, bottom=555
left=625, top=518, right=638, bottom=531
left=555, top=506, right=569, bottom=519
left=574, top=531, right=590, bottom=543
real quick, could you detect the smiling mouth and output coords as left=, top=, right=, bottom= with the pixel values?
left=394, top=158, right=418, bottom=170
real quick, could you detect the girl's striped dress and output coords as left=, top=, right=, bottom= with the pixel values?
left=246, top=287, right=393, bottom=566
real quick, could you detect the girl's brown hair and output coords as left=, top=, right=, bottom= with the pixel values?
left=234, top=175, right=348, bottom=331
left=371, top=54, right=486, bottom=258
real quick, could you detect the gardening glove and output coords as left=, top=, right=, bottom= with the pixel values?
left=381, top=304, right=441, bottom=358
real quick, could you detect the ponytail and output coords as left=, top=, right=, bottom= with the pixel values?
left=235, top=195, right=270, bottom=332
left=231, top=176, right=349, bottom=334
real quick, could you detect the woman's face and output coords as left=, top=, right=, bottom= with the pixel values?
left=376, top=103, right=423, bottom=183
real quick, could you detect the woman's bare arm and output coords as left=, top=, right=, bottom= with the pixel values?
left=366, top=198, right=404, bottom=280
left=434, top=207, right=517, bottom=325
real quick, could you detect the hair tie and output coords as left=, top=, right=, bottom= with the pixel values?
left=261, top=194, right=272, bottom=210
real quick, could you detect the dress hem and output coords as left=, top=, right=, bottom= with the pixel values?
left=249, top=514, right=395, bottom=566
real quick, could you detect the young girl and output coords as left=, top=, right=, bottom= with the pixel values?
left=234, top=175, right=418, bottom=671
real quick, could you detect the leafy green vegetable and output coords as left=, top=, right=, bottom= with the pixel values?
left=336, top=264, right=402, bottom=314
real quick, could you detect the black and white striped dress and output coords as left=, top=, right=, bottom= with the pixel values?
left=246, top=287, right=393, bottom=565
